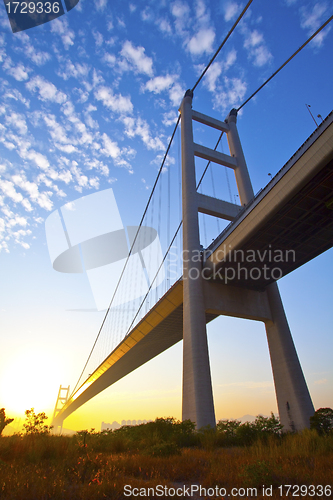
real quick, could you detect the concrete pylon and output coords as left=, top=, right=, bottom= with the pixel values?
left=265, top=283, right=315, bottom=431
left=225, top=109, right=254, bottom=205
left=180, top=90, right=216, bottom=429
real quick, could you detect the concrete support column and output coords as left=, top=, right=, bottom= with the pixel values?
left=180, top=90, right=216, bottom=429
left=226, top=109, right=254, bottom=205
left=265, top=282, right=315, bottom=431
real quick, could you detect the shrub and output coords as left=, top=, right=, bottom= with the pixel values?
left=0, top=408, right=14, bottom=436
left=216, top=419, right=241, bottom=446
left=239, top=460, right=274, bottom=487
left=23, top=408, right=52, bottom=435
left=310, top=407, right=333, bottom=435
left=143, top=441, right=181, bottom=457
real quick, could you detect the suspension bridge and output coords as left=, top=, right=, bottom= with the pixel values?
left=52, top=7, right=333, bottom=432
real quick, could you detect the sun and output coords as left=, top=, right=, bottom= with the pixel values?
left=0, top=348, right=61, bottom=419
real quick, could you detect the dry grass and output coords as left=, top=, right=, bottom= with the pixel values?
left=0, top=429, right=332, bottom=499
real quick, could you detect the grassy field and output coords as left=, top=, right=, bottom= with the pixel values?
left=0, top=416, right=332, bottom=499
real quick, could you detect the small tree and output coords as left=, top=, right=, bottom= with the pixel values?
left=216, top=419, right=241, bottom=438
left=0, top=408, right=14, bottom=436
left=252, top=412, right=283, bottom=435
left=310, top=408, right=333, bottom=435
left=23, top=408, right=52, bottom=435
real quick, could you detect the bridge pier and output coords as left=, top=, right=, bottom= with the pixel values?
left=265, top=283, right=314, bottom=431
left=180, top=90, right=216, bottom=429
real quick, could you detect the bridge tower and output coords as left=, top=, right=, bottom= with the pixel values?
left=179, top=90, right=314, bottom=430
left=52, top=385, right=70, bottom=433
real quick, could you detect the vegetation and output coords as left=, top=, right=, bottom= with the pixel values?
left=310, top=407, right=333, bottom=435
left=23, top=408, right=53, bottom=436
left=0, top=409, right=332, bottom=499
left=0, top=408, right=13, bottom=436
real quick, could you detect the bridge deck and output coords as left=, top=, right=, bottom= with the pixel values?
left=54, top=279, right=216, bottom=424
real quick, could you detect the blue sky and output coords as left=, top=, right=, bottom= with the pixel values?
left=0, top=0, right=332, bottom=431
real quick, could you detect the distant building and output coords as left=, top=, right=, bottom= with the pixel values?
left=101, top=418, right=152, bottom=431
left=101, top=421, right=121, bottom=431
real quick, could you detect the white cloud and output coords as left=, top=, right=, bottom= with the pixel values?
left=243, top=29, right=272, bottom=66
left=26, top=150, right=50, bottom=170
left=244, top=30, right=264, bottom=49
left=94, top=0, right=107, bottom=11
left=171, top=0, right=190, bottom=35
left=101, top=133, right=121, bottom=159
left=70, top=164, right=88, bottom=191
left=91, top=68, right=105, bottom=89
left=156, top=18, right=172, bottom=34
left=225, top=49, right=237, bottom=70
left=14, top=32, right=51, bottom=65
left=50, top=18, right=75, bottom=49
left=224, top=1, right=240, bottom=22
left=194, top=0, right=210, bottom=24
left=26, top=76, right=67, bottom=103
left=121, top=41, right=154, bottom=76
left=141, top=7, right=153, bottom=22
left=3, top=88, right=30, bottom=108
left=93, top=31, right=104, bottom=47
left=89, top=177, right=100, bottom=189
left=214, top=77, right=247, bottom=112
left=5, top=112, right=28, bottom=135
left=204, top=62, right=222, bottom=92
left=145, top=75, right=176, bottom=93
left=187, top=28, right=215, bottom=55
left=7, top=215, right=28, bottom=227
left=103, top=52, right=116, bottom=67
left=0, top=179, right=23, bottom=203
left=163, top=111, right=179, bottom=126
left=171, top=0, right=190, bottom=18
left=251, top=45, right=272, bottom=66
left=12, top=173, right=52, bottom=211
left=122, top=116, right=165, bottom=151
left=94, top=86, right=133, bottom=114
left=58, top=61, right=90, bottom=81
left=300, top=2, right=331, bottom=47
left=0, top=217, right=5, bottom=234
left=4, top=59, right=30, bottom=81
left=21, top=199, right=33, bottom=212
left=169, top=82, right=185, bottom=106
left=43, top=114, right=70, bottom=144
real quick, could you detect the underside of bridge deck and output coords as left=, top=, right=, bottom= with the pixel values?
left=207, top=157, right=333, bottom=290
